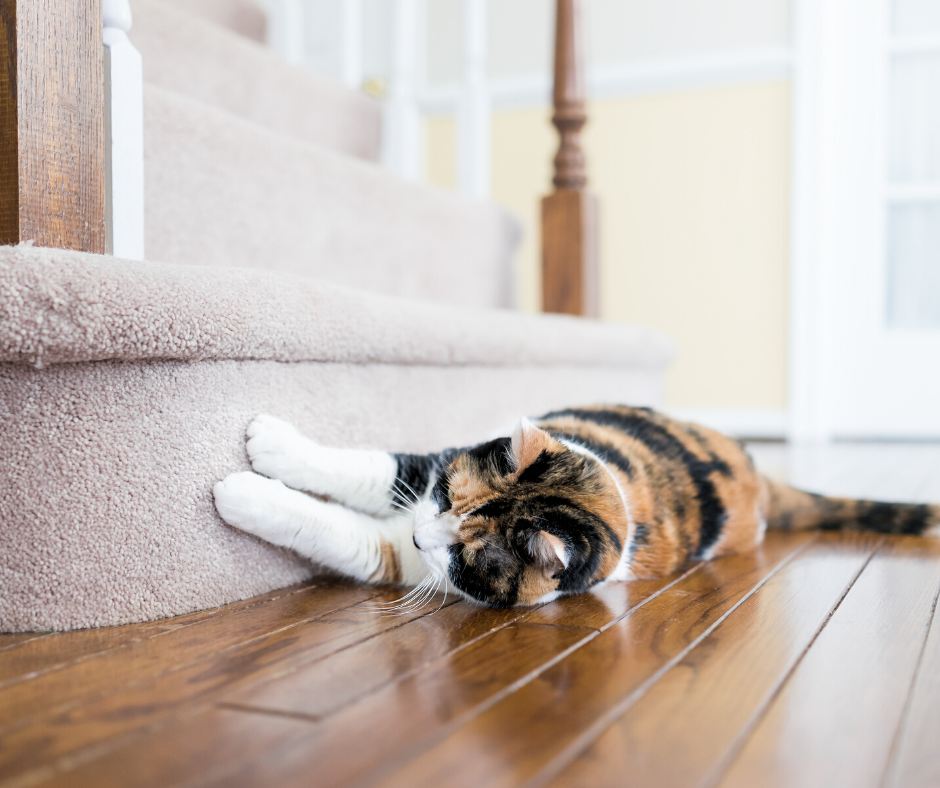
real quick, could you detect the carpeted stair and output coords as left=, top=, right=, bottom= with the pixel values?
left=0, top=0, right=674, bottom=632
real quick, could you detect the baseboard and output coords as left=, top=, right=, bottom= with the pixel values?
left=667, top=408, right=788, bottom=440
left=419, top=48, right=792, bottom=114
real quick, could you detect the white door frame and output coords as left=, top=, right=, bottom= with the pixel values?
left=789, top=0, right=929, bottom=442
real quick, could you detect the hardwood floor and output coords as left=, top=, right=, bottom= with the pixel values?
left=2, top=442, right=940, bottom=787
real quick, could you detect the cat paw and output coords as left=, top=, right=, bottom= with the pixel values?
left=213, top=471, right=292, bottom=542
left=246, top=414, right=317, bottom=490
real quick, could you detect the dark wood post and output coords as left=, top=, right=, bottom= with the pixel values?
left=0, top=0, right=106, bottom=252
left=541, top=0, right=598, bottom=317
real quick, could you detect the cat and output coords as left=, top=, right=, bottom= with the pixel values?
left=213, top=406, right=940, bottom=608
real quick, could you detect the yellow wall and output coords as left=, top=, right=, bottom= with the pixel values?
left=425, top=81, right=791, bottom=410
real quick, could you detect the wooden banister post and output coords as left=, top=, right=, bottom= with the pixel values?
left=0, top=0, right=106, bottom=253
left=541, top=0, right=598, bottom=317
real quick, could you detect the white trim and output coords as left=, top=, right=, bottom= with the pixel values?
left=341, top=0, right=363, bottom=89
left=382, top=0, right=420, bottom=180
left=419, top=48, right=792, bottom=115
left=669, top=409, right=789, bottom=440
left=888, top=34, right=940, bottom=55
left=259, top=0, right=305, bottom=65
left=103, top=0, right=144, bottom=261
left=456, top=0, right=490, bottom=198
left=886, top=182, right=940, bottom=202
left=787, top=0, right=838, bottom=442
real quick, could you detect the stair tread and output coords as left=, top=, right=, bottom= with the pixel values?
left=128, top=0, right=381, bottom=161
left=143, top=84, right=521, bottom=310
left=156, top=0, right=266, bottom=43
left=0, top=245, right=675, bottom=371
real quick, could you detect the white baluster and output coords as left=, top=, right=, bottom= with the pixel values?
left=103, top=0, right=145, bottom=260
left=341, top=0, right=363, bottom=89
left=260, top=0, right=305, bottom=66
left=457, top=0, right=490, bottom=198
left=382, top=0, right=420, bottom=180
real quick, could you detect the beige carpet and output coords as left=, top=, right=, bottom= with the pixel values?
left=129, top=0, right=382, bottom=160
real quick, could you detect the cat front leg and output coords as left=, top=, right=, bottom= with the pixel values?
left=245, top=415, right=440, bottom=516
left=213, top=471, right=429, bottom=585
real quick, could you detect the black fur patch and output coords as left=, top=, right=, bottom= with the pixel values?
left=857, top=502, right=932, bottom=534
left=466, top=437, right=515, bottom=476
left=545, top=431, right=634, bottom=479
left=517, top=450, right=554, bottom=484
left=392, top=454, right=441, bottom=509
left=543, top=408, right=729, bottom=558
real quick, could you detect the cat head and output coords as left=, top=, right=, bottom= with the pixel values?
left=413, top=419, right=626, bottom=607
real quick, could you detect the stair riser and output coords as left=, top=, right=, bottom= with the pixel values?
left=0, top=358, right=664, bottom=632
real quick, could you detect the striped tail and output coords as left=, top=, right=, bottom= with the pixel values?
left=761, top=477, right=940, bottom=536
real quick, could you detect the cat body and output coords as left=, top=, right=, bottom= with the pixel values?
left=214, top=406, right=940, bottom=608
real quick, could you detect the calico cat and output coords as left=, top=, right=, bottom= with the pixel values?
left=213, top=406, right=940, bottom=608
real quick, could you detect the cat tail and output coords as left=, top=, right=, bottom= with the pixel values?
left=760, top=476, right=940, bottom=536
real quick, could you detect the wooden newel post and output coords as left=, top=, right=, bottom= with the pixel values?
left=0, top=0, right=106, bottom=252
left=541, top=0, right=598, bottom=317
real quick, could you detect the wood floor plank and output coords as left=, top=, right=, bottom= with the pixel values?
left=200, top=623, right=591, bottom=788
left=0, top=580, right=374, bottom=734
left=0, top=591, right=444, bottom=784
left=883, top=553, right=940, bottom=788
left=541, top=532, right=885, bottom=788
left=16, top=622, right=592, bottom=788
left=0, top=634, right=49, bottom=651
left=221, top=600, right=530, bottom=719
left=0, top=583, right=316, bottom=687
left=367, top=531, right=818, bottom=788
left=519, top=564, right=702, bottom=631
left=19, top=708, right=313, bottom=788
left=9, top=568, right=680, bottom=788
left=714, top=536, right=940, bottom=788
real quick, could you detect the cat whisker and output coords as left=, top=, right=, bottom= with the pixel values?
left=367, top=571, right=445, bottom=612
left=376, top=583, right=440, bottom=618
left=431, top=579, right=448, bottom=614
left=362, top=577, right=434, bottom=612
left=394, top=576, right=442, bottom=616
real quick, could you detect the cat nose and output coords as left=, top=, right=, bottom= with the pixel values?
left=413, top=534, right=421, bottom=550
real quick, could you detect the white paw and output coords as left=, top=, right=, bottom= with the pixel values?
left=246, top=414, right=320, bottom=490
left=213, top=471, right=294, bottom=543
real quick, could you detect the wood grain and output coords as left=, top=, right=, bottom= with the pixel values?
left=544, top=532, right=885, bottom=788
left=221, top=600, right=530, bottom=719
left=0, top=587, right=444, bottom=782
left=201, top=624, right=591, bottom=788
left=373, top=532, right=815, bottom=788
left=520, top=563, right=702, bottom=631
left=0, top=633, right=48, bottom=650
left=0, top=581, right=373, bottom=734
left=549, top=0, right=587, bottom=190
left=0, top=0, right=105, bottom=251
left=18, top=606, right=567, bottom=787
left=715, top=536, right=940, bottom=788
left=541, top=189, right=598, bottom=316
left=0, top=583, right=313, bottom=687
left=24, top=708, right=313, bottom=788
left=883, top=557, right=940, bottom=788
left=541, top=0, right=598, bottom=318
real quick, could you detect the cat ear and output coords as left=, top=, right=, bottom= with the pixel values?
left=510, top=418, right=554, bottom=472
left=530, top=530, right=568, bottom=579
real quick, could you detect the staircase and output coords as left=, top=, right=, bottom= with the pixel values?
left=0, top=0, right=674, bottom=632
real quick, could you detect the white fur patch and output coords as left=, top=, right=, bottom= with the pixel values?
left=214, top=470, right=427, bottom=584
left=246, top=414, right=398, bottom=515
